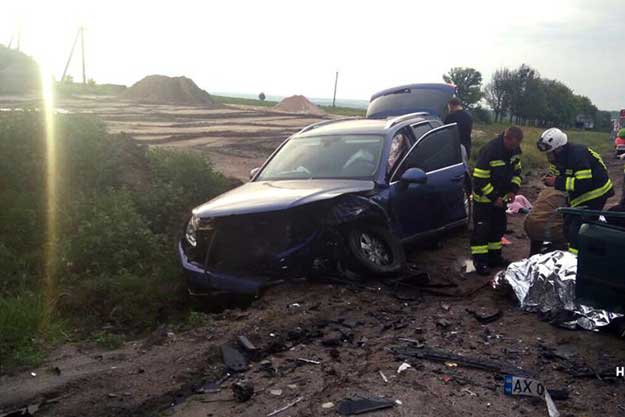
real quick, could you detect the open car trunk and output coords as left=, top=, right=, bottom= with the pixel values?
left=366, top=83, right=456, bottom=119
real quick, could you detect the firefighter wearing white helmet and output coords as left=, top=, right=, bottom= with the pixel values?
left=538, top=128, right=614, bottom=254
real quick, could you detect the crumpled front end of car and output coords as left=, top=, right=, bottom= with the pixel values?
left=179, top=204, right=327, bottom=295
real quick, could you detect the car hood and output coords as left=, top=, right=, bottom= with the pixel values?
left=193, top=179, right=376, bottom=218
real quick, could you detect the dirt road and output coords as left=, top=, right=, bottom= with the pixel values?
left=1, top=96, right=624, bottom=416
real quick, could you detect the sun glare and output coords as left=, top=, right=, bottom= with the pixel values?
left=40, top=61, right=58, bottom=331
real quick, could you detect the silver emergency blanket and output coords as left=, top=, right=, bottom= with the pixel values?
left=493, top=250, right=622, bottom=330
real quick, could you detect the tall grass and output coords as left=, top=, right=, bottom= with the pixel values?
left=471, top=123, right=612, bottom=173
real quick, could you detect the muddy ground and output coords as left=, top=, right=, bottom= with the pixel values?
left=1, top=96, right=624, bottom=417
left=2, top=95, right=329, bottom=180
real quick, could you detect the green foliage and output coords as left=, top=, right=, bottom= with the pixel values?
left=0, top=293, right=52, bottom=370
left=0, top=45, right=40, bottom=94
left=0, top=111, right=234, bottom=368
left=92, top=331, right=124, bottom=350
left=443, top=67, right=483, bottom=108
left=484, top=64, right=606, bottom=129
left=258, top=92, right=266, bottom=101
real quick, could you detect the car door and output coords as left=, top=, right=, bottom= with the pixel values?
left=389, top=124, right=465, bottom=240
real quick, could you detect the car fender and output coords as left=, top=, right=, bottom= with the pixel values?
left=325, top=194, right=391, bottom=227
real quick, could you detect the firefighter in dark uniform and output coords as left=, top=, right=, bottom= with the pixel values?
left=538, top=128, right=614, bottom=254
left=471, top=126, right=524, bottom=275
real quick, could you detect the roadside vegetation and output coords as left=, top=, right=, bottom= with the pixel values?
left=0, top=111, right=233, bottom=371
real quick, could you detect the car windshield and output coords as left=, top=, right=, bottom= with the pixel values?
left=256, top=134, right=384, bottom=180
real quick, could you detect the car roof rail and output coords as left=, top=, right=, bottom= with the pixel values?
left=384, top=112, right=430, bottom=129
left=297, top=117, right=361, bottom=135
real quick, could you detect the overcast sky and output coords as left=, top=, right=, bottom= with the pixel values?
left=2, top=0, right=623, bottom=109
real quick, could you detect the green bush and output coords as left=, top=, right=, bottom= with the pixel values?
left=0, top=111, right=235, bottom=368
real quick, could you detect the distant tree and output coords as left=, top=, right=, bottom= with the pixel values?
left=64, top=74, right=74, bottom=84
left=442, top=67, right=483, bottom=108
left=88, top=78, right=96, bottom=86
left=595, top=110, right=613, bottom=132
left=484, top=68, right=514, bottom=122
left=258, top=92, right=266, bottom=101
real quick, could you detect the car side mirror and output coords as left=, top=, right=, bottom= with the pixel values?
left=249, top=167, right=260, bottom=179
left=400, top=167, right=427, bottom=184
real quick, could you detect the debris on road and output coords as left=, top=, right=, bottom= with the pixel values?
left=199, top=373, right=231, bottom=394
left=269, top=389, right=283, bottom=396
left=392, top=345, right=530, bottom=376
left=494, top=251, right=622, bottom=330
left=232, top=380, right=254, bottom=403
left=321, top=402, right=335, bottom=409
left=221, top=345, right=248, bottom=373
left=378, top=370, right=388, bottom=383
left=397, top=362, right=411, bottom=374
left=238, top=335, right=258, bottom=353
left=266, top=396, right=304, bottom=417
left=336, top=397, right=395, bottom=415
left=296, top=358, right=321, bottom=365
left=466, top=307, right=503, bottom=324
left=504, top=375, right=560, bottom=417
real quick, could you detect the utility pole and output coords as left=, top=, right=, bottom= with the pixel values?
left=61, top=28, right=82, bottom=83
left=80, top=27, right=86, bottom=84
left=332, top=71, right=339, bottom=108
left=7, top=35, right=13, bottom=49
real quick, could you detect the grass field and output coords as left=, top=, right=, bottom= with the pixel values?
left=471, top=123, right=612, bottom=173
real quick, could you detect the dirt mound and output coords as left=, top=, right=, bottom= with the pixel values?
left=273, top=95, right=324, bottom=115
left=122, top=75, right=219, bottom=107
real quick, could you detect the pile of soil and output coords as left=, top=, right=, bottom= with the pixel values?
left=0, top=46, right=40, bottom=94
left=122, top=75, right=219, bottom=107
left=273, top=95, right=324, bottom=115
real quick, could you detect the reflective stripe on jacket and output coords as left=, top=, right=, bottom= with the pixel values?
left=472, top=133, right=522, bottom=204
left=550, top=143, right=614, bottom=207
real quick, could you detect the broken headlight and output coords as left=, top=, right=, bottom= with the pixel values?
left=185, top=214, right=199, bottom=247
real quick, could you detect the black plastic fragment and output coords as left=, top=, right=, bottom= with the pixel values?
left=337, top=398, right=395, bottom=415
left=221, top=344, right=248, bottom=373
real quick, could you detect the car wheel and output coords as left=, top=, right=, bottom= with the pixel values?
left=345, top=224, right=405, bottom=276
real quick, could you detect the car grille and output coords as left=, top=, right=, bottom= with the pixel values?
left=207, top=209, right=319, bottom=274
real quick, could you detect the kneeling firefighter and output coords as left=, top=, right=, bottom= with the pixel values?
left=538, top=127, right=614, bottom=254
left=470, top=126, right=524, bottom=275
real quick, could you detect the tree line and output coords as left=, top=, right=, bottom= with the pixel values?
left=443, top=65, right=613, bottom=131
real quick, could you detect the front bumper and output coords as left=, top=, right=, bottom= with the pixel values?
left=178, top=242, right=270, bottom=295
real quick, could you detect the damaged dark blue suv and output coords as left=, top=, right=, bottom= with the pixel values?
left=179, top=83, right=470, bottom=294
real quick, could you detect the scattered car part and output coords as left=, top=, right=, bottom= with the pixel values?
left=238, top=335, right=258, bottom=353
left=336, top=398, right=395, bottom=415
left=392, top=345, right=530, bottom=377
left=221, top=345, right=248, bottom=373
left=504, top=375, right=560, bottom=417
left=232, top=379, right=254, bottom=402
left=199, top=373, right=231, bottom=394
left=267, top=396, right=303, bottom=417
left=466, top=307, right=503, bottom=324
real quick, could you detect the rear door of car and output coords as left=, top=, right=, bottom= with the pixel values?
left=389, top=124, right=465, bottom=239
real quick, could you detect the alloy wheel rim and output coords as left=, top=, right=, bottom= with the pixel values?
left=359, top=232, right=391, bottom=266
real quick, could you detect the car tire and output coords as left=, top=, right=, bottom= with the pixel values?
left=345, top=224, right=405, bottom=276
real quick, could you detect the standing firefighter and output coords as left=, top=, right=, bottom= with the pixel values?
left=538, top=128, right=614, bottom=254
left=471, top=127, right=524, bottom=275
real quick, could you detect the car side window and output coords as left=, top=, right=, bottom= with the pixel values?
left=393, top=126, right=461, bottom=180
left=387, top=131, right=411, bottom=176
left=410, top=123, right=431, bottom=142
